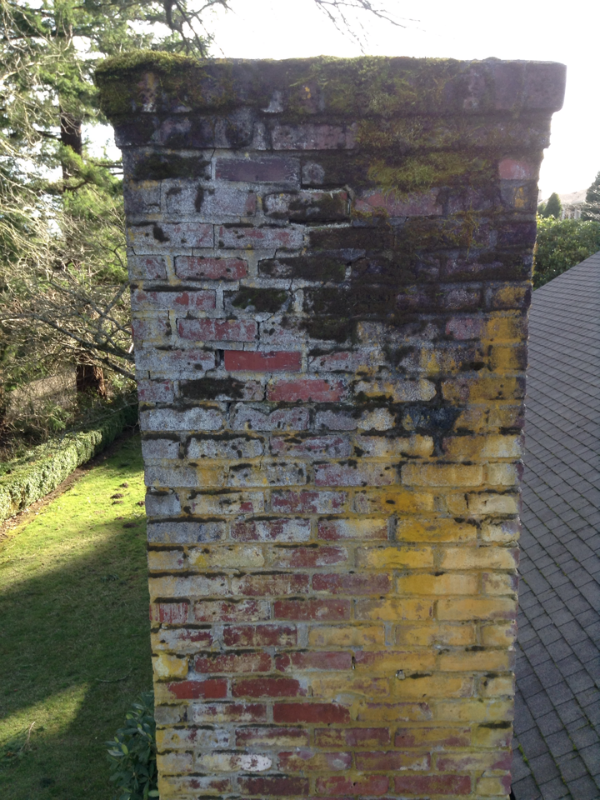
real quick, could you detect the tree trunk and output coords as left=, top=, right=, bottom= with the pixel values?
left=76, top=356, right=107, bottom=398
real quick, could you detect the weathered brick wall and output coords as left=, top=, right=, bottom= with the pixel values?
left=98, top=55, right=565, bottom=800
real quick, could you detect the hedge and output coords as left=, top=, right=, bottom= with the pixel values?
left=0, top=404, right=138, bottom=521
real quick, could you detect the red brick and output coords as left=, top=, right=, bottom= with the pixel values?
left=223, top=624, right=297, bottom=649
left=316, top=775, right=390, bottom=796
left=275, top=651, right=352, bottom=672
left=394, top=775, right=471, bottom=795
left=317, top=519, right=388, bottom=541
left=278, top=750, right=353, bottom=771
left=315, top=728, right=390, bottom=748
left=225, top=350, right=301, bottom=372
left=312, top=573, right=391, bottom=595
left=233, top=677, right=307, bottom=698
left=270, top=546, right=348, bottom=569
left=150, top=602, right=188, bottom=625
left=138, top=380, right=175, bottom=404
left=177, top=318, right=257, bottom=342
left=355, top=188, right=442, bottom=217
left=232, top=573, right=310, bottom=597
left=216, top=156, right=299, bottom=183
left=273, top=703, right=350, bottom=724
left=436, top=751, right=512, bottom=771
left=268, top=378, right=345, bottom=402
left=195, top=651, right=271, bottom=674
left=314, top=462, right=395, bottom=487
left=175, top=256, right=248, bottom=281
left=271, top=490, right=347, bottom=514
left=132, top=288, right=215, bottom=312
left=165, top=679, right=227, bottom=699
left=235, top=726, right=310, bottom=747
left=394, top=726, right=470, bottom=748
left=231, top=518, right=311, bottom=543
left=274, top=598, right=351, bottom=622
left=498, top=157, right=537, bottom=180
left=270, top=435, right=352, bottom=458
left=193, top=599, right=269, bottom=623
left=238, top=776, right=309, bottom=796
left=218, top=225, right=304, bottom=250
left=355, top=751, right=431, bottom=771
left=132, top=255, right=167, bottom=280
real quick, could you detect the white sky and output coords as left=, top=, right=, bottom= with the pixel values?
left=203, top=0, right=599, bottom=199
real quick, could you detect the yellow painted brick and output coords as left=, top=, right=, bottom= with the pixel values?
left=189, top=545, right=264, bottom=569
left=148, top=549, right=186, bottom=571
left=355, top=434, right=434, bottom=458
left=396, top=518, right=478, bottom=543
left=442, top=376, right=524, bottom=403
left=444, top=493, right=469, bottom=514
left=354, top=377, right=436, bottom=402
left=472, top=722, right=513, bottom=748
left=486, top=462, right=519, bottom=487
left=356, top=597, right=433, bottom=621
left=489, top=344, right=526, bottom=372
left=196, top=753, right=273, bottom=772
left=481, top=521, right=520, bottom=544
left=390, top=674, right=473, bottom=699
left=356, top=545, right=434, bottom=569
left=482, top=314, right=525, bottom=342
left=153, top=653, right=189, bottom=680
left=148, top=574, right=227, bottom=599
left=443, top=435, right=522, bottom=461
left=354, top=650, right=437, bottom=675
left=156, top=751, right=193, bottom=775
left=394, top=725, right=472, bottom=748
left=310, top=674, right=390, bottom=698
left=438, top=648, right=513, bottom=672
left=308, top=625, right=386, bottom=647
left=437, top=597, right=517, bottom=621
left=397, top=572, right=479, bottom=596
left=434, top=751, right=511, bottom=771
left=467, top=492, right=519, bottom=515
left=476, top=776, right=512, bottom=796
left=356, top=701, right=433, bottom=722
left=483, top=572, right=518, bottom=596
left=480, top=622, right=517, bottom=647
left=440, top=547, right=518, bottom=570
left=158, top=774, right=225, bottom=797
left=480, top=673, right=515, bottom=697
left=396, top=623, right=477, bottom=647
left=402, top=463, right=484, bottom=487
left=354, top=488, right=435, bottom=514
left=433, top=698, right=513, bottom=723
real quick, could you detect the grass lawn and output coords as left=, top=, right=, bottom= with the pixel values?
left=0, top=435, right=151, bottom=799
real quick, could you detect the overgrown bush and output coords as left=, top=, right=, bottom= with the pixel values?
left=106, top=692, right=158, bottom=800
left=534, top=217, right=600, bottom=288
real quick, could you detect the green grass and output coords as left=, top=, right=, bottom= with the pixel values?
left=0, top=436, right=151, bottom=799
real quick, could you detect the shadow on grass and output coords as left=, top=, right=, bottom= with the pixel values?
left=0, top=445, right=153, bottom=800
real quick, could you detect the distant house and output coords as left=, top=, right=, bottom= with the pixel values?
left=511, top=252, right=600, bottom=799
left=559, top=190, right=587, bottom=220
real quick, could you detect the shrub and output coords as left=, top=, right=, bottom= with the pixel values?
left=106, top=692, right=159, bottom=800
left=534, top=217, right=600, bottom=288
left=0, top=402, right=138, bottom=520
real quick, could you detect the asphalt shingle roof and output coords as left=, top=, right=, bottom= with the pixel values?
left=512, top=252, right=600, bottom=799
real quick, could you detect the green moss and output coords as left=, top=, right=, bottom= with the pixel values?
left=367, top=152, right=493, bottom=196
left=301, top=317, right=352, bottom=343
left=180, top=378, right=244, bottom=400
left=231, top=287, right=288, bottom=313
left=133, top=153, right=209, bottom=181
left=259, top=255, right=345, bottom=282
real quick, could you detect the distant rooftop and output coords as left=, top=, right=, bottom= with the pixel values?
left=512, top=252, right=600, bottom=799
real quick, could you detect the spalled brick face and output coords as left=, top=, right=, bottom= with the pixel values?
left=100, top=55, right=565, bottom=800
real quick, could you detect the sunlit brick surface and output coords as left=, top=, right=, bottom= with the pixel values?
left=98, top=55, right=565, bottom=800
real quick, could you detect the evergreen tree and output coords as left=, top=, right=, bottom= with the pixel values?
left=543, top=192, right=562, bottom=219
left=582, top=171, right=600, bottom=222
